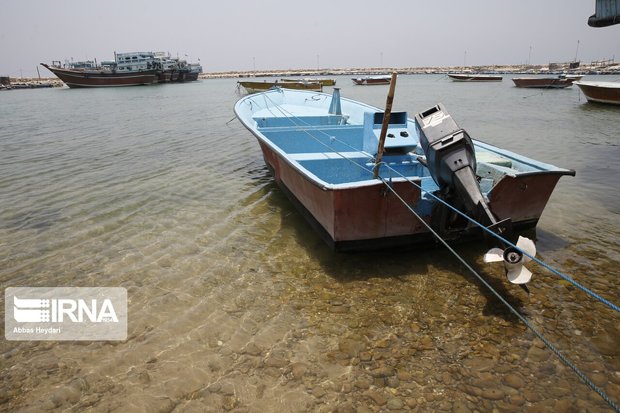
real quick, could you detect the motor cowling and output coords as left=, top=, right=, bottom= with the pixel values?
left=414, top=103, right=496, bottom=226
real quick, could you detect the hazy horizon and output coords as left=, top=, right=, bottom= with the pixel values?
left=2, top=0, right=619, bottom=77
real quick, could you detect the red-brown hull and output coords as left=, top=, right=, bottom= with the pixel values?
left=488, top=174, right=564, bottom=223
left=352, top=78, right=391, bottom=85
left=158, top=71, right=173, bottom=82
left=258, top=141, right=565, bottom=251
left=41, top=64, right=159, bottom=88
left=574, top=82, right=620, bottom=105
left=512, top=77, right=574, bottom=89
left=448, top=74, right=503, bottom=82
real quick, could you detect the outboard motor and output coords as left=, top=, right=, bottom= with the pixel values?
left=414, top=103, right=497, bottom=227
left=415, top=104, right=535, bottom=290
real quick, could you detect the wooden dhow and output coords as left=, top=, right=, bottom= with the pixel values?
left=41, top=51, right=201, bottom=88
left=40, top=63, right=158, bottom=88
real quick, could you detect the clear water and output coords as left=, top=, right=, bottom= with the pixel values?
left=1, top=75, right=619, bottom=412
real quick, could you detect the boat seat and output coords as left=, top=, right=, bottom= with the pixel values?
left=288, top=151, right=371, bottom=161
left=259, top=125, right=365, bottom=154
left=254, top=115, right=346, bottom=128
left=362, top=111, right=417, bottom=154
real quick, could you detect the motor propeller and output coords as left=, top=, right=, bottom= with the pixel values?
left=484, top=236, right=537, bottom=285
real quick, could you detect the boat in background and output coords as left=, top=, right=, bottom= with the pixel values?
left=448, top=73, right=503, bottom=82
left=234, top=87, right=574, bottom=252
left=512, top=75, right=576, bottom=88
left=41, top=59, right=159, bottom=88
left=153, top=52, right=202, bottom=83
left=42, top=51, right=201, bottom=88
left=238, top=80, right=322, bottom=94
left=281, top=78, right=336, bottom=86
left=352, top=75, right=391, bottom=85
left=574, top=80, right=620, bottom=105
left=565, top=74, right=584, bottom=81
left=185, top=63, right=202, bottom=81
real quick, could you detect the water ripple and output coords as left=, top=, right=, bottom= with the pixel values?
left=0, top=77, right=618, bottom=412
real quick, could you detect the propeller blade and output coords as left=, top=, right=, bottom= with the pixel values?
left=484, top=248, right=505, bottom=263
left=516, top=236, right=536, bottom=263
left=506, top=265, right=533, bottom=284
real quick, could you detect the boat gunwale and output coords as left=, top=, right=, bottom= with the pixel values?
left=573, top=80, right=620, bottom=89
left=234, top=89, right=575, bottom=192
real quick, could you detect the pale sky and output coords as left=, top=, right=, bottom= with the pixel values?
left=1, top=0, right=619, bottom=77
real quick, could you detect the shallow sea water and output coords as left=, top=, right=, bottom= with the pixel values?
left=0, top=75, right=619, bottom=412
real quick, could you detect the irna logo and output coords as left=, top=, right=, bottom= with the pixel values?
left=13, top=296, right=118, bottom=323
left=5, top=287, right=127, bottom=341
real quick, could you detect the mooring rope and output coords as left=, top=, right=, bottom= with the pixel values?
left=241, top=91, right=620, bottom=410
left=379, top=178, right=620, bottom=413
left=253, top=90, right=620, bottom=314
left=250, top=92, right=619, bottom=407
left=380, top=163, right=620, bottom=314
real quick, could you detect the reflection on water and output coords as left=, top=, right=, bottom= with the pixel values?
left=1, top=77, right=619, bottom=412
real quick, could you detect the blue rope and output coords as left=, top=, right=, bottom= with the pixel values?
left=259, top=93, right=620, bottom=313
left=259, top=91, right=620, bottom=313
left=244, top=95, right=620, bottom=409
left=255, top=93, right=619, bottom=314
left=380, top=179, right=620, bottom=413
left=382, top=163, right=620, bottom=314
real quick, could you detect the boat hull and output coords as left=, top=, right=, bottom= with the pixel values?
left=41, top=64, right=159, bottom=88
left=254, top=136, right=567, bottom=251
left=281, top=78, right=336, bottom=86
left=235, top=89, right=574, bottom=251
left=185, top=72, right=200, bottom=81
left=448, top=74, right=503, bottom=82
left=512, top=77, right=574, bottom=88
left=352, top=77, right=391, bottom=85
left=238, top=81, right=322, bottom=94
left=574, top=81, right=620, bottom=105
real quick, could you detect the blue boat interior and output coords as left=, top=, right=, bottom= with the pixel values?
left=247, top=90, right=570, bottom=191
left=252, top=106, right=432, bottom=186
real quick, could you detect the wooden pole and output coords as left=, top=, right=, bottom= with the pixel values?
left=373, top=72, right=398, bottom=178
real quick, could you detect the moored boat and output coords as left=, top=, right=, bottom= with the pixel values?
left=448, top=73, right=503, bottom=82
left=281, top=78, right=336, bottom=86
left=40, top=63, right=159, bottom=88
left=574, top=80, right=620, bottom=105
left=565, top=74, right=584, bottom=81
left=152, top=53, right=201, bottom=83
left=352, top=75, right=391, bottom=85
left=185, top=63, right=202, bottom=81
left=512, top=76, right=575, bottom=88
left=42, top=51, right=201, bottom=88
left=41, top=52, right=161, bottom=88
left=238, top=80, right=322, bottom=94
left=234, top=87, right=574, bottom=252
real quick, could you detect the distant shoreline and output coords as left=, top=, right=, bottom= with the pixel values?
left=199, top=63, right=620, bottom=79
left=3, top=63, right=618, bottom=85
